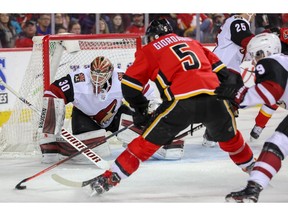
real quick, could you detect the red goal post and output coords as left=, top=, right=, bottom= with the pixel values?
left=0, top=33, right=142, bottom=157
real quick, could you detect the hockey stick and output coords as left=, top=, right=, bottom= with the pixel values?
left=15, top=124, right=133, bottom=190
left=0, top=78, right=133, bottom=189
left=20, top=124, right=133, bottom=189
left=174, top=123, right=204, bottom=140
left=51, top=123, right=204, bottom=188
left=121, top=118, right=204, bottom=140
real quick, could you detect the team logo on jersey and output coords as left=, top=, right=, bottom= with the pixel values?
left=281, top=28, right=288, bottom=42
left=92, top=99, right=118, bottom=126
left=74, top=73, right=85, bottom=83
left=117, top=72, right=124, bottom=81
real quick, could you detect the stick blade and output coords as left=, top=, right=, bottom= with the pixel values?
left=15, top=183, right=27, bottom=190
left=51, top=174, right=83, bottom=188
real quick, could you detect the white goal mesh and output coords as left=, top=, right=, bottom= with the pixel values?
left=0, top=34, right=141, bottom=157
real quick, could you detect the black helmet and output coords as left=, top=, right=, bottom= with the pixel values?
left=145, top=19, right=173, bottom=42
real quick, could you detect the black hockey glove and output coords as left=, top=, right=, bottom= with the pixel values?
left=132, top=105, right=151, bottom=129
left=214, top=83, right=248, bottom=108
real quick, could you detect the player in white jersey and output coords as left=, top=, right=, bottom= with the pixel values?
left=215, top=33, right=288, bottom=202
left=213, top=13, right=255, bottom=74
left=202, top=13, right=255, bottom=147
left=249, top=27, right=288, bottom=141
left=39, top=56, right=156, bottom=164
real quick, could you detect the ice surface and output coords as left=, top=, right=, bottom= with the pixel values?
left=0, top=107, right=287, bottom=215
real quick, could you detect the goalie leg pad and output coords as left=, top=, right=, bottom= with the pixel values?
left=39, top=133, right=60, bottom=164
left=152, top=140, right=184, bottom=160
left=58, top=129, right=111, bottom=164
left=38, top=97, right=65, bottom=135
left=117, top=113, right=141, bottom=147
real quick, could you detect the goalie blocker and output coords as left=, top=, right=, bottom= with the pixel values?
left=117, top=114, right=184, bottom=160
left=39, top=97, right=65, bottom=135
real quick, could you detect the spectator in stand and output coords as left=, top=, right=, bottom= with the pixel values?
left=99, top=18, right=110, bottom=34
left=110, top=14, right=125, bottom=33
left=174, top=13, right=213, bottom=42
left=55, top=13, right=70, bottom=31
left=9, top=15, right=22, bottom=35
left=120, top=14, right=132, bottom=31
left=255, top=14, right=283, bottom=35
left=55, top=25, right=68, bottom=34
left=78, top=14, right=95, bottom=34
left=201, top=14, right=214, bottom=43
left=68, top=14, right=80, bottom=23
left=125, top=14, right=145, bottom=35
left=68, top=20, right=81, bottom=34
left=282, top=14, right=288, bottom=27
left=91, top=18, right=110, bottom=34
left=14, top=14, right=35, bottom=29
left=15, top=20, right=38, bottom=47
left=255, top=14, right=270, bottom=34
left=36, top=14, right=51, bottom=35
left=211, top=13, right=226, bottom=42
left=0, top=13, right=18, bottom=48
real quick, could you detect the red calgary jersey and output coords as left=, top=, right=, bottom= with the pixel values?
left=123, top=33, right=225, bottom=101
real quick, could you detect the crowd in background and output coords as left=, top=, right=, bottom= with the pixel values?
left=0, top=13, right=287, bottom=48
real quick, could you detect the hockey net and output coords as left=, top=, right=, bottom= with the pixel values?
left=0, top=34, right=141, bottom=157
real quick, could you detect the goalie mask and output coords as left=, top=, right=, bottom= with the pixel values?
left=90, top=56, right=114, bottom=98
left=247, top=32, right=281, bottom=63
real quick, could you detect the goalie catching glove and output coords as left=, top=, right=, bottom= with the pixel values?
left=38, top=97, right=66, bottom=135
left=214, top=83, right=248, bottom=108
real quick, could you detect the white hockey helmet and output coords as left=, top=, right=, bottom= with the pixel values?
left=247, top=32, right=281, bottom=62
left=90, top=56, right=114, bottom=94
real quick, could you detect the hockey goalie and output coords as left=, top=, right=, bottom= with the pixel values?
left=39, top=56, right=164, bottom=164
left=39, top=56, right=132, bottom=163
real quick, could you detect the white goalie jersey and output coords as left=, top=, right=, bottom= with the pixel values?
left=44, top=66, right=155, bottom=129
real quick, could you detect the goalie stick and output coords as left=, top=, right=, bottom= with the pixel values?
left=14, top=124, right=133, bottom=190
left=51, top=123, right=204, bottom=188
left=0, top=77, right=133, bottom=189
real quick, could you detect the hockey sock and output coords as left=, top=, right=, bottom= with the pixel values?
left=219, top=130, right=254, bottom=168
left=255, top=104, right=278, bottom=128
left=112, top=136, right=160, bottom=178
left=249, top=143, right=282, bottom=188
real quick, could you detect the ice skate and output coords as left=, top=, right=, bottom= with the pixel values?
left=250, top=125, right=264, bottom=141
left=225, top=181, right=263, bottom=203
left=152, top=141, right=184, bottom=160
left=202, top=132, right=217, bottom=148
left=90, top=171, right=121, bottom=196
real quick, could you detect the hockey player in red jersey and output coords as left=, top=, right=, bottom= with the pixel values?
left=215, top=33, right=288, bottom=202
left=39, top=56, right=155, bottom=164
left=87, top=19, right=256, bottom=196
